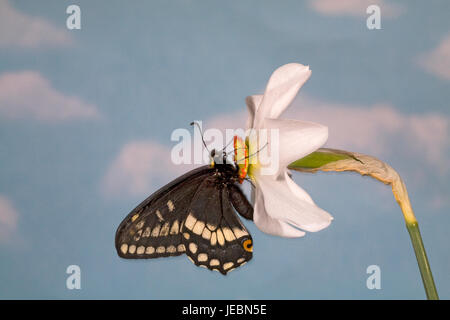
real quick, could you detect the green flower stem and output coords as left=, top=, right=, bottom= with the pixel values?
left=289, top=148, right=439, bottom=299
left=407, top=222, right=439, bottom=300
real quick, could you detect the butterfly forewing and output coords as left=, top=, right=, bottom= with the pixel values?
left=115, top=166, right=214, bottom=259
left=182, top=176, right=253, bottom=275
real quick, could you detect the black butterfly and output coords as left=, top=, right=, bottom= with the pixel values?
left=115, top=147, right=254, bottom=275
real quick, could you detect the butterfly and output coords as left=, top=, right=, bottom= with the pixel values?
left=115, top=133, right=254, bottom=275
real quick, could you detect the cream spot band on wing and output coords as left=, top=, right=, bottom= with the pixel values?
left=189, top=243, right=198, bottom=254
left=129, top=245, right=136, bottom=254
left=210, top=232, right=217, bottom=246
left=156, top=246, right=165, bottom=253
left=197, top=253, right=208, bottom=262
left=193, top=221, right=205, bottom=235
left=222, top=227, right=236, bottom=241
left=232, top=227, right=248, bottom=238
left=151, top=224, right=161, bottom=237
left=210, top=259, right=220, bottom=266
left=160, top=222, right=170, bottom=236
left=120, top=244, right=128, bottom=254
left=142, top=227, right=151, bottom=237
left=217, top=229, right=225, bottom=246
left=170, top=220, right=179, bottom=235
left=223, top=262, right=234, bottom=270
left=146, top=246, right=155, bottom=254
left=133, top=229, right=142, bottom=241
left=167, top=200, right=175, bottom=212
left=135, top=220, right=144, bottom=229
left=137, top=246, right=145, bottom=254
left=156, top=210, right=164, bottom=222
left=202, top=228, right=211, bottom=240
left=184, top=213, right=196, bottom=230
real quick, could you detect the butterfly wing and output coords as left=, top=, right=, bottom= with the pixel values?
left=182, top=176, right=253, bottom=275
left=115, top=165, right=214, bottom=259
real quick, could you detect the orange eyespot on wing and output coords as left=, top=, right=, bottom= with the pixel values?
left=243, top=239, right=253, bottom=252
left=234, top=136, right=248, bottom=183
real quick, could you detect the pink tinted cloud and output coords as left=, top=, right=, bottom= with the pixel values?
left=0, top=71, right=100, bottom=122
left=0, top=0, right=72, bottom=48
left=0, top=195, right=18, bottom=243
left=289, top=97, right=449, bottom=170
left=101, top=141, right=198, bottom=198
left=308, top=0, right=403, bottom=18
left=418, top=34, right=450, bottom=80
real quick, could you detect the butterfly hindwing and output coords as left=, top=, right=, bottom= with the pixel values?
left=182, top=175, right=253, bottom=275
left=115, top=166, right=214, bottom=259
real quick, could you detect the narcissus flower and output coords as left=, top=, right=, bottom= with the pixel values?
left=245, top=63, right=333, bottom=237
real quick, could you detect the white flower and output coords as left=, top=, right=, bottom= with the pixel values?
left=245, top=63, right=333, bottom=237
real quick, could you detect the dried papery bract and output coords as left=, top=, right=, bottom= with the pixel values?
left=289, top=148, right=439, bottom=300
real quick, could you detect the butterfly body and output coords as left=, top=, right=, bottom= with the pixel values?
left=115, top=144, right=254, bottom=275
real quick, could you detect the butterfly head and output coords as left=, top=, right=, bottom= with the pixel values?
left=210, top=149, right=232, bottom=167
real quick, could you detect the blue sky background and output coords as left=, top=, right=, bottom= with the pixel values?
left=0, top=0, right=449, bottom=299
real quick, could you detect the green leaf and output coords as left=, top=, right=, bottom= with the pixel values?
left=289, top=149, right=352, bottom=169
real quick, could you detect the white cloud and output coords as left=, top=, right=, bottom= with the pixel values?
left=0, top=0, right=72, bottom=48
left=0, top=195, right=19, bottom=243
left=101, top=141, right=197, bottom=198
left=308, top=0, right=403, bottom=18
left=0, top=71, right=100, bottom=122
left=417, top=34, right=450, bottom=80
left=288, top=96, right=449, bottom=171
left=102, top=96, right=449, bottom=198
left=205, top=96, right=449, bottom=170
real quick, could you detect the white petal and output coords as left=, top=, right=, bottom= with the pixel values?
left=255, top=172, right=333, bottom=233
left=264, top=118, right=328, bottom=177
left=250, top=187, right=256, bottom=204
left=253, top=63, right=311, bottom=128
left=245, top=95, right=263, bottom=129
left=253, top=187, right=306, bottom=237
left=284, top=171, right=315, bottom=205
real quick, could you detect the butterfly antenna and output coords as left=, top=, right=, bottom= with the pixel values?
left=222, top=137, right=234, bottom=153
left=236, top=142, right=268, bottom=163
left=190, top=121, right=211, bottom=154
left=243, top=177, right=255, bottom=188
